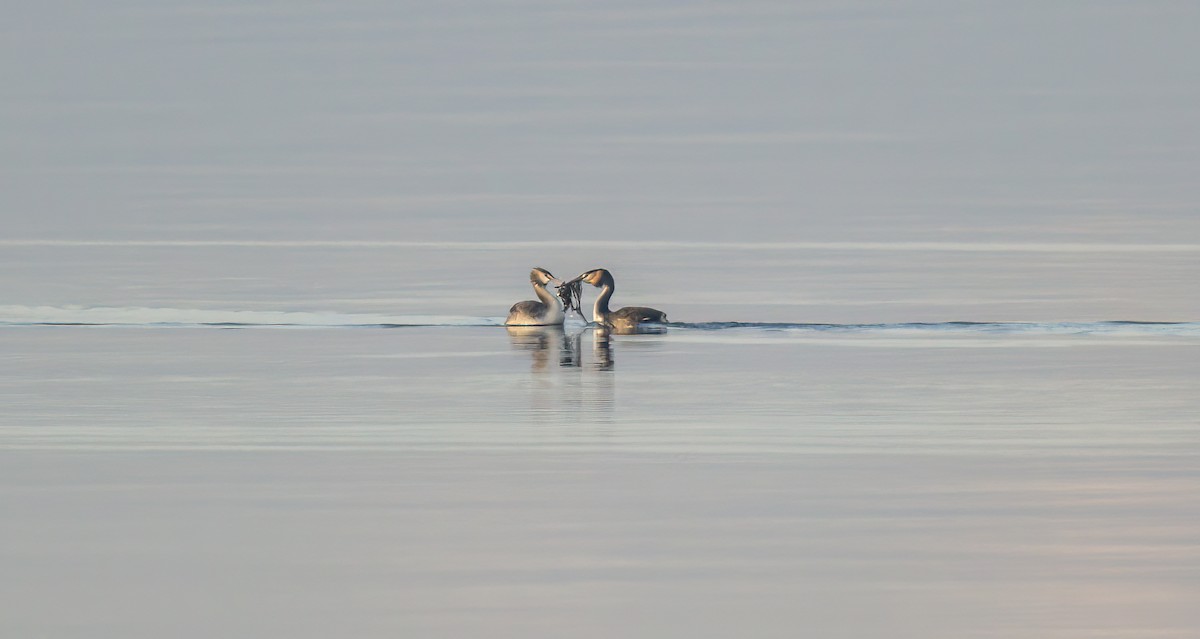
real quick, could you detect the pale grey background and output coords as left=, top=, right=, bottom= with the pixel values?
left=4, top=1, right=1198, bottom=245
left=2, top=3, right=1199, bottom=638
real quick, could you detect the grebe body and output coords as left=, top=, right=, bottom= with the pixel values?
left=505, top=267, right=566, bottom=326
left=569, top=268, right=666, bottom=331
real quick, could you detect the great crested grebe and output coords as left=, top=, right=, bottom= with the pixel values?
left=566, top=268, right=667, bottom=331
left=505, top=267, right=567, bottom=326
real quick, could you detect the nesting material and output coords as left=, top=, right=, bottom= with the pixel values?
left=557, top=280, right=583, bottom=314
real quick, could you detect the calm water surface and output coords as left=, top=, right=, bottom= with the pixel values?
left=3, top=321, right=1199, bottom=638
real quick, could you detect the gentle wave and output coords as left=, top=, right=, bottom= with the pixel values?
left=3, top=239, right=1199, bottom=252
left=1, top=306, right=1196, bottom=336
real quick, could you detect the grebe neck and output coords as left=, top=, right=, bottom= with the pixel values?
left=592, top=282, right=613, bottom=323
left=534, top=280, right=565, bottom=322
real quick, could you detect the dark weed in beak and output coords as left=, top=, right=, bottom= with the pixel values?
left=557, top=280, right=583, bottom=313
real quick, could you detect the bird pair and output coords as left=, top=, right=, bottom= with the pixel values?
left=505, top=267, right=667, bottom=331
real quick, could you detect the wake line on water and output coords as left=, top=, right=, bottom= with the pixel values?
left=0, top=306, right=503, bottom=328
left=1, top=306, right=1198, bottom=336
left=667, top=321, right=1200, bottom=336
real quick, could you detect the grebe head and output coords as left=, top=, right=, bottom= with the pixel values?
left=570, top=268, right=612, bottom=288
left=529, top=267, right=563, bottom=287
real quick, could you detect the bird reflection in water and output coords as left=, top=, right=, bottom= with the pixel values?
left=506, top=325, right=637, bottom=419
left=592, top=328, right=613, bottom=371
left=505, top=325, right=581, bottom=370
left=506, top=324, right=665, bottom=371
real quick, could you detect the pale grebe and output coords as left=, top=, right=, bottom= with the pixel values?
left=505, top=267, right=566, bottom=326
left=566, top=268, right=667, bottom=331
